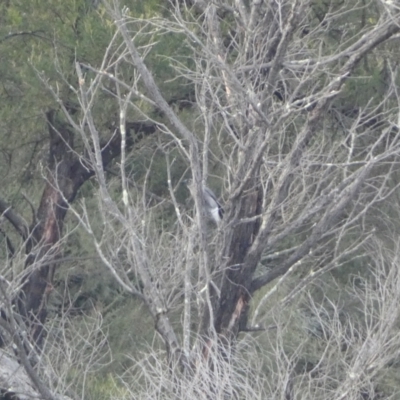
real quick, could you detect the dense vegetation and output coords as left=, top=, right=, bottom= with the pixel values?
left=1, top=0, right=400, bottom=399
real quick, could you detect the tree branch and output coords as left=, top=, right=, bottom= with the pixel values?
left=0, top=197, right=29, bottom=240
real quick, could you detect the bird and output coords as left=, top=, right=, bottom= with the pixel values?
left=184, top=179, right=224, bottom=224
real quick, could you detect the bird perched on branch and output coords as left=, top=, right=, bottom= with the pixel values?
left=184, top=179, right=224, bottom=224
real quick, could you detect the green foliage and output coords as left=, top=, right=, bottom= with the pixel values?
left=84, top=373, right=129, bottom=400
left=0, top=1, right=108, bottom=201
left=0, top=0, right=194, bottom=215
left=339, top=62, right=389, bottom=111
left=104, top=299, right=155, bottom=371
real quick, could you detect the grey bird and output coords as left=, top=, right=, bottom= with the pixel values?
left=184, top=179, right=224, bottom=224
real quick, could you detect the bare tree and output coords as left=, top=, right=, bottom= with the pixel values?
left=258, top=238, right=400, bottom=399
left=2, top=0, right=400, bottom=397
left=71, top=0, right=399, bottom=364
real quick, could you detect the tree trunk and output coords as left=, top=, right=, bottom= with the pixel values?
left=17, top=110, right=156, bottom=346
left=201, top=179, right=262, bottom=347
